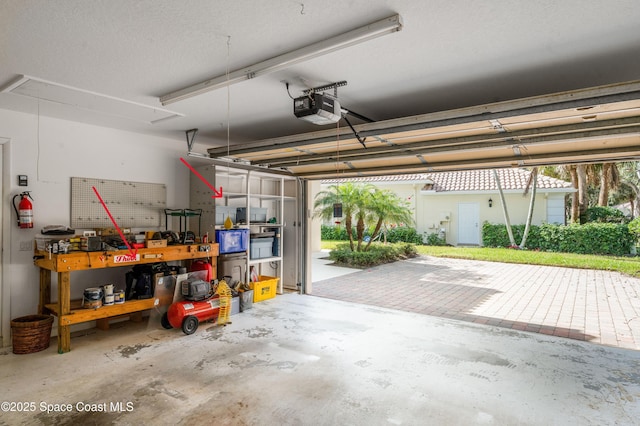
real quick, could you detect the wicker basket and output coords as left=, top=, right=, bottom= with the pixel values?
left=11, top=314, right=53, bottom=354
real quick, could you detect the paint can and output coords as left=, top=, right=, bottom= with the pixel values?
left=103, top=284, right=114, bottom=296
left=114, top=289, right=125, bottom=304
left=83, top=287, right=103, bottom=309
left=104, top=294, right=115, bottom=305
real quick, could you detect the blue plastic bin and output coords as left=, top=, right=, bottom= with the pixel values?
left=215, top=229, right=249, bottom=254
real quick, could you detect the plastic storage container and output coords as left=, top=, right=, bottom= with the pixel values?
left=216, top=229, right=249, bottom=254
left=218, top=252, right=247, bottom=285
left=215, top=206, right=237, bottom=226
left=250, top=237, right=274, bottom=259
left=236, top=207, right=267, bottom=223
left=250, top=276, right=279, bottom=302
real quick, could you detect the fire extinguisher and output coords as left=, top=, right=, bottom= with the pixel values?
left=12, top=191, right=34, bottom=229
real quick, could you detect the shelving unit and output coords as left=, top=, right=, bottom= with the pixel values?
left=190, top=165, right=299, bottom=293
left=34, top=243, right=219, bottom=353
left=164, top=208, right=202, bottom=241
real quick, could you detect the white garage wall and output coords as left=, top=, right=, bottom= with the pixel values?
left=1, top=109, right=194, bottom=345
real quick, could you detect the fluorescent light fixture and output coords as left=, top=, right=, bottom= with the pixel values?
left=160, top=14, right=403, bottom=106
left=186, top=151, right=293, bottom=176
left=2, top=75, right=183, bottom=124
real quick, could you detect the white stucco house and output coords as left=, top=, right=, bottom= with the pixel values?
left=319, top=168, right=575, bottom=246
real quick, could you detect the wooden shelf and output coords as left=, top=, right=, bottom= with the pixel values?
left=44, top=299, right=156, bottom=326
left=35, top=244, right=218, bottom=272
left=36, top=243, right=219, bottom=353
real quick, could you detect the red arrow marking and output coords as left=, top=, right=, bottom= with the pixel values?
left=180, top=157, right=223, bottom=198
left=92, top=186, right=138, bottom=258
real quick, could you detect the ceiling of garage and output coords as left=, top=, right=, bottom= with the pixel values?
left=1, top=1, right=640, bottom=178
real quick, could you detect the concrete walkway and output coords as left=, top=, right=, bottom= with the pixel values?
left=311, top=254, right=640, bottom=350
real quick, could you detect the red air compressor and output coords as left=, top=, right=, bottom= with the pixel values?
left=162, top=296, right=222, bottom=335
left=12, top=191, right=34, bottom=228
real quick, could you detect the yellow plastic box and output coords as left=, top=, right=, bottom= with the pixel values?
left=250, top=276, right=279, bottom=302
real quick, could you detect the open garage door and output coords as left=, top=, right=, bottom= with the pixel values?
left=201, top=80, right=640, bottom=295
left=205, top=80, right=640, bottom=180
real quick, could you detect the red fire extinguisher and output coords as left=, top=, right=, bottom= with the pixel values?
left=12, top=191, right=34, bottom=229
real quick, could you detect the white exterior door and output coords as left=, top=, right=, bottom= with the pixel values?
left=458, top=203, right=480, bottom=245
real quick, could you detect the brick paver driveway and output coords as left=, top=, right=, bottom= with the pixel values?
left=311, top=255, right=640, bottom=350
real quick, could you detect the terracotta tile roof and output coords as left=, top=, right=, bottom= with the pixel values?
left=321, top=168, right=574, bottom=192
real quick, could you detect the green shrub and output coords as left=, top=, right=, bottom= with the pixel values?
left=320, top=225, right=352, bottom=240
left=554, top=223, right=634, bottom=256
left=425, top=233, right=446, bottom=246
left=584, top=206, right=627, bottom=223
left=628, top=217, right=640, bottom=239
left=482, top=222, right=634, bottom=256
left=328, top=242, right=418, bottom=267
left=482, top=223, right=542, bottom=248
left=385, top=227, right=424, bottom=244
left=320, top=224, right=423, bottom=244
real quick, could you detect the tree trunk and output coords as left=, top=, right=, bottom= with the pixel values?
left=492, top=169, right=516, bottom=246
left=364, top=219, right=383, bottom=252
left=577, top=164, right=588, bottom=223
left=356, top=216, right=365, bottom=252
left=624, top=181, right=640, bottom=219
left=345, top=215, right=354, bottom=251
left=520, top=168, right=537, bottom=249
left=568, top=166, right=579, bottom=223
left=598, top=163, right=612, bottom=206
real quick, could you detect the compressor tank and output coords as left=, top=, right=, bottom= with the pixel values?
left=166, top=297, right=221, bottom=330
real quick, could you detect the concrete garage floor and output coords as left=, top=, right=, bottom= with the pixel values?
left=2, top=294, right=640, bottom=425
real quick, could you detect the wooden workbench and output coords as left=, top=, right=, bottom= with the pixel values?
left=34, top=243, right=219, bottom=353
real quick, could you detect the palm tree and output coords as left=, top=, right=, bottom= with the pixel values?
left=354, top=183, right=379, bottom=251
left=492, top=169, right=516, bottom=246
left=493, top=167, right=538, bottom=248
left=597, top=163, right=619, bottom=206
left=542, top=162, right=626, bottom=222
left=539, top=164, right=580, bottom=223
left=520, top=167, right=538, bottom=248
left=313, top=182, right=373, bottom=251
left=314, top=182, right=414, bottom=252
left=610, top=162, right=640, bottom=218
left=364, top=189, right=414, bottom=251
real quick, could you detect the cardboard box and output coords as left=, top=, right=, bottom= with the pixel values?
left=146, top=239, right=167, bottom=248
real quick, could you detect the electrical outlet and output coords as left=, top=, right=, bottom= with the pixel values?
left=19, top=241, right=33, bottom=251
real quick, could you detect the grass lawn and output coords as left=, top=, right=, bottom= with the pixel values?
left=320, top=240, right=640, bottom=278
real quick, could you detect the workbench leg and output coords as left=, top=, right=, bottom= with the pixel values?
left=57, top=272, right=71, bottom=353
left=96, top=319, right=110, bottom=330
left=38, top=269, right=51, bottom=315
